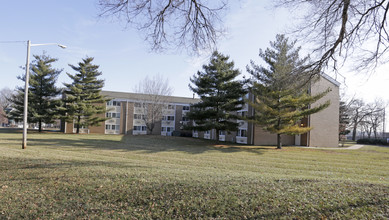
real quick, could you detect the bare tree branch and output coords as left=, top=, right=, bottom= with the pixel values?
left=98, top=0, right=227, bottom=54
left=276, top=0, right=389, bottom=72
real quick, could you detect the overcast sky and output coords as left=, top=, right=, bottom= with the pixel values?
left=1, top=0, right=388, bottom=129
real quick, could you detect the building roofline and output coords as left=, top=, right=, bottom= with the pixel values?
left=320, top=72, right=341, bottom=87
left=101, top=90, right=201, bottom=105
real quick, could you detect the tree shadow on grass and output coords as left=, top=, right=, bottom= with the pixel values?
left=0, top=157, right=149, bottom=182
left=20, top=134, right=269, bottom=155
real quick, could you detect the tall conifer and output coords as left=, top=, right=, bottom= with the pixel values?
left=187, top=51, right=247, bottom=142
left=248, top=35, right=330, bottom=149
left=9, top=54, right=62, bottom=132
left=62, top=57, right=107, bottom=134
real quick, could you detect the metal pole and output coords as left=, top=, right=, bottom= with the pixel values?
left=383, top=108, right=386, bottom=138
left=22, top=40, right=31, bottom=149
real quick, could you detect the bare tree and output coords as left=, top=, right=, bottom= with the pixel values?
left=0, top=87, right=13, bottom=116
left=364, top=99, right=386, bottom=138
left=276, top=0, right=389, bottom=72
left=348, top=98, right=370, bottom=141
left=98, top=0, right=227, bottom=53
left=134, top=74, right=173, bottom=134
left=361, top=120, right=373, bottom=138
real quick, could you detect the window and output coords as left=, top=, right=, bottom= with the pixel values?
left=106, top=112, right=120, bottom=118
left=162, top=127, right=174, bottom=132
left=165, top=104, right=175, bottom=110
left=106, top=124, right=120, bottom=130
left=134, top=114, right=144, bottom=119
left=107, top=100, right=120, bottom=106
left=205, top=130, right=210, bottom=135
left=183, top=106, right=190, bottom=111
left=182, top=117, right=189, bottom=122
left=238, top=129, right=247, bottom=137
left=219, top=130, right=226, bottom=136
left=134, top=126, right=141, bottom=131
left=162, top=116, right=175, bottom=121
left=134, top=126, right=147, bottom=131
left=134, top=102, right=141, bottom=108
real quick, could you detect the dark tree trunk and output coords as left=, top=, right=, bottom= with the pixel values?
left=215, top=129, right=220, bottom=144
left=352, top=125, right=357, bottom=141
left=277, top=134, right=282, bottom=149
left=76, top=116, right=80, bottom=134
left=38, top=120, right=42, bottom=133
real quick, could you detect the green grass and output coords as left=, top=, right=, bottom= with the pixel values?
left=0, top=128, right=388, bottom=219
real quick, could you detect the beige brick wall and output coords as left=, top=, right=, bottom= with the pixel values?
left=88, top=105, right=106, bottom=134
left=253, top=125, right=295, bottom=146
left=64, top=122, right=73, bottom=134
left=309, top=76, right=340, bottom=147
left=125, top=102, right=136, bottom=134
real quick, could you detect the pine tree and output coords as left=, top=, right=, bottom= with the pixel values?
left=187, top=51, right=247, bottom=142
left=339, top=100, right=350, bottom=141
left=248, top=35, right=330, bottom=149
left=61, top=57, right=107, bottom=134
left=9, top=54, right=62, bottom=132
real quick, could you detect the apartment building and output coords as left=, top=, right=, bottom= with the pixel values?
left=62, top=91, right=200, bottom=136
left=62, top=74, right=340, bottom=147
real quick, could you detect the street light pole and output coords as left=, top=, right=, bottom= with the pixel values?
left=22, top=40, right=31, bottom=149
left=21, top=40, right=66, bottom=149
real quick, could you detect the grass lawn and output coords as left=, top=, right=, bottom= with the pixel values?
left=0, top=128, right=388, bottom=219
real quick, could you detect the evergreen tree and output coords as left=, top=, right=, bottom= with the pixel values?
left=9, top=54, right=62, bottom=132
left=248, top=34, right=330, bottom=149
left=61, top=57, right=107, bottom=134
left=8, top=91, right=24, bottom=123
left=339, top=100, right=350, bottom=141
left=187, top=51, right=247, bottom=142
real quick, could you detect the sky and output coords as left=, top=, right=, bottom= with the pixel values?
left=1, top=0, right=388, bottom=130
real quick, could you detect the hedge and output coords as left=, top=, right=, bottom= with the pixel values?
left=357, top=138, right=389, bottom=146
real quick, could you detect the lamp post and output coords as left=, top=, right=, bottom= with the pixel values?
left=22, top=40, right=66, bottom=149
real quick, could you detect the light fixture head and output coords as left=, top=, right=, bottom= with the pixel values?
left=58, top=44, right=67, bottom=49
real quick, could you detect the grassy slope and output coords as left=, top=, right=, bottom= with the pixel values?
left=0, top=129, right=388, bottom=219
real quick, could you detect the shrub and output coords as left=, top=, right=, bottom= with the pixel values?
left=172, top=131, right=193, bottom=137
left=357, top=138, right=389, bottom=146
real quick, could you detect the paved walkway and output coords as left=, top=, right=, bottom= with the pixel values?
left=304, top=144, right=365, bottom=150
